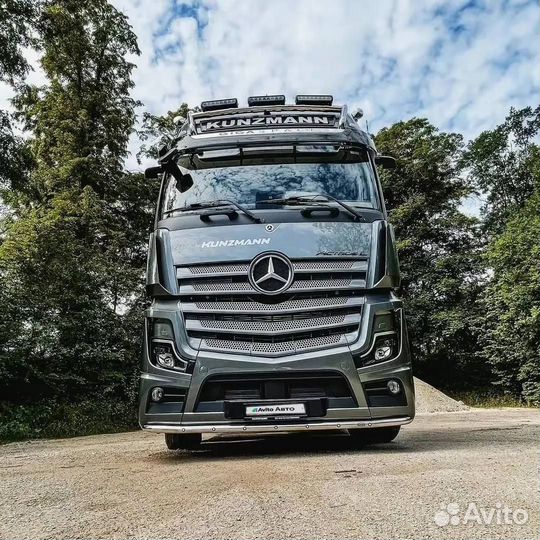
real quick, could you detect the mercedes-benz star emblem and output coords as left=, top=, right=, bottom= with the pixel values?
left=248, top=252, right=294, bottom=295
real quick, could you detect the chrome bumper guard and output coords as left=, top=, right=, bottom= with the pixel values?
left=143, top=416, right=412, bottom=435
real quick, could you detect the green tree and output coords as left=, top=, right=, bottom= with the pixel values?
left=0, top=0, right=158, bottom=438
left=375, top=119, right=486, bottom=388
left=137, top=103, right=190, bottom=161
left=482, top=195, right=540, bottom=402
left=464, top=106, right=540, bottom=236
left=0, top=0, right=37, bottom=200
left=0, top=0, right=36, bottom=83
left=466, top=107, right=540, bottom=402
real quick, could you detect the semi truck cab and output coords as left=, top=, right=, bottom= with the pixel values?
left=139, top=94, right=415, bottom=449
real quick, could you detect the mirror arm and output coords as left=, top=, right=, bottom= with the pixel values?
left=148, top=149, right=193, bottom=193
left=162, top=160, right=183, bottom=183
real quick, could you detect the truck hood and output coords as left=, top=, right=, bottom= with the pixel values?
left=167, top=221, right=373, bottom=265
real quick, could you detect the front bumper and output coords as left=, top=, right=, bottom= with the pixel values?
left=139, top=295, right=415, bottom=434
left=142, top=415, right=413, bottom=435
left=139, top=349, right=415, bottom=433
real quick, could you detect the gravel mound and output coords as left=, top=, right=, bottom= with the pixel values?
left=414, top=377, right=469, bottom=413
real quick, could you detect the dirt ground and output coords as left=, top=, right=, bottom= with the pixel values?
left=0, top=408, right=538, bottom=540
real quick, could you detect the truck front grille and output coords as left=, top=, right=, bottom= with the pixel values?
left=177, top=258, right=367, bottom=356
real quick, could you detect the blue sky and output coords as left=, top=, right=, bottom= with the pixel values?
left=0, top=0, right=538, bottom=173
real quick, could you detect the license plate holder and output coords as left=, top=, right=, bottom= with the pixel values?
left=224, top=398, right=328, bottom=419
left=245, top=403, right=306, bottom=417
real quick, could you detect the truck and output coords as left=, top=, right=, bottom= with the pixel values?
left=139, top=94, right=415, bottom=450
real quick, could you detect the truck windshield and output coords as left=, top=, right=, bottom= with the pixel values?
left=161, top=160, right=378, bottom=217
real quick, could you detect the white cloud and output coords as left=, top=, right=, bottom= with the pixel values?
left=4, top=0, right=539, bottom=172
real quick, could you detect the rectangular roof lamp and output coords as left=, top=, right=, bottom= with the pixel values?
left=247, top=94, right=286, bottom=106
left=200, top=98, right=238, bottom=112
left=295, top=94, right=333, bottom=106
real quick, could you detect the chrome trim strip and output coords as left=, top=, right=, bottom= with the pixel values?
left=180, top=297, right=365, bottom=315
left=143, top=416, right=412, bottom=434
left=178, top=279, right=366, bottom=295
left=191, top=128, right=343, bottom=139
left=185, top=313, right=360, bottom=336
left=176, top=260, right=368, bottom=279
left=338, top=104, right=348, bottom=128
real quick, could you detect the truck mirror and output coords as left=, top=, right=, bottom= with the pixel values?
left=145, top=166, right=163, bottom=179
left=176, top=173, right=193, bottom=193
left=161, top=161, right=193, bottom=193
left=375, top=155, right=397, bottom=169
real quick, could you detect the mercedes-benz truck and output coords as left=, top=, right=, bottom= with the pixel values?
left=139, top=94, right=415, bottom=449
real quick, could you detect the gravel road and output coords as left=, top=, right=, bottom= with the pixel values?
left=0, top=408, right=538, bottom=540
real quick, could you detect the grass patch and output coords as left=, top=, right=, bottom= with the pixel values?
left=448, top=390, right=536, bottom=408
left=0, top=399, right=138, bottom=443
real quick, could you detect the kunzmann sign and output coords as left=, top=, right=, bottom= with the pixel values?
left=197, top=114, right=337, bottom=133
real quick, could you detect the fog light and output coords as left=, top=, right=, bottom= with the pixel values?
left=387, top=380, right=401, bottom=394
left=151, top=387, right=164, bottom=402
left=374, top=345, right=392, bottom=361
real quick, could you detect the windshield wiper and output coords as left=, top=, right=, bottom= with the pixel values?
left=163, top=199, right=264, bottom=223
left=258, top=194, right=366, bottom=222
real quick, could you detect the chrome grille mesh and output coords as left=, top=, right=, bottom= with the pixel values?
left=293, top=260, right=355, bottom=270
left=189, top=263, right=249, bottom=274
left=193, top=297, right=350, bottom=312
left=192, top=282, right=253, bottom=292
left=177, top=257, right=367, bottom=356
left=185, top=259, right=361, bottom=275
left=190, top=279, right=354, bottom=293
left=199, top=315, right=346, bottom=332
left=203, top=334, right=343, bottom=354
left=290, top=279, right=352, bottom=289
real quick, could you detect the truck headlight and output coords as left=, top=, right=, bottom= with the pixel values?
left=353, top=309, right=402, bottom=368
left=374, top=343, right=393, bottom=361
left=154, top=345, right=175, bottom=368
left=151, top=340, right=188, bottom=372
left=361, top=334, right=399, bottom=366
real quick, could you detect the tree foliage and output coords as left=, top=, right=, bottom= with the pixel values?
left=481, top=195, right=540, bottom=401
left=0, top=0, right=157, bottom=416
left=0, top=0, right=37, bottom=83
left=0, top=0, right=37, bottom=200
left=466, top=107, right=540, bottom=401
left=137, top=103, right=191, bottom=161
left=375, top=119, right=486, bottom=387
left=464, top=106, right=540, bottom=236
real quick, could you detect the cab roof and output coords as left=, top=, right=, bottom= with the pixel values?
left=159, top=103, right=377, bottom=161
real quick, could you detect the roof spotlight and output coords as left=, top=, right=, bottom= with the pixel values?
left=295, top=94, right=333, bottom=106
left=200, top=98, right=238, bottom=112
left=248, top=95, right=286, bottom=106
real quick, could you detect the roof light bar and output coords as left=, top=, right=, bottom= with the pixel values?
left=200, top=98, right=238, bottom=112
left=295, top=94, right=333, bottom=106
left=247, top=94, right=286, bottom=107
